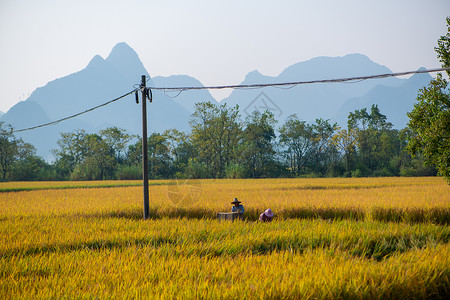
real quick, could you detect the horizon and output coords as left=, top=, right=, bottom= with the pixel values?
left=1, top=0, right=449, bottom=113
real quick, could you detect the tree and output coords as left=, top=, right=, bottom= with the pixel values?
left=348, top=105, right=394, bottom=175
left=163, top=129, right=195, bottom=175
left=279, top=115, right=315, bottom=176
left=69, top=133, right=116, bottom=180
left=83, top=133, right=116, bottom=180
left=0, top=122, right=50, bottom=181
left=0, top=122, right=18, bottom=180
left=407, top=17, right=450, bottom=182
left=310, top=118, right=339, bottom=176
left=147, top=133, right=173, bottom=179
left=407, top=74, right=450, bottom=181
left=99, top=127, right=133, bottom=163
left=241, top=111, right=277, bottom=178
left=11, top=141, right=49, bottom=181
left=331, top=127, right=358, bottom=173
left=54, top=130, right=116, bottom=180
left=53, top=129, right=88, bottom=177
left=190, top=102, right=241, bottom=178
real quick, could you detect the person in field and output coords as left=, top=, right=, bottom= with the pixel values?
left=231, top=198, right=244, bottom=214
left=259, top=208, right=274, bottom=222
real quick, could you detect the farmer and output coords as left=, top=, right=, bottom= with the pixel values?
left=231, top=198, right=244, bottom=214
left=259, top=208, right=274, bottom=222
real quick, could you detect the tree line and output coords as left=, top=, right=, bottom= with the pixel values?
left=0, top=102, right=437, bottom=182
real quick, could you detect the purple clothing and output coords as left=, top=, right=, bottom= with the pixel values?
left=259, top=212, right=273, bottom=222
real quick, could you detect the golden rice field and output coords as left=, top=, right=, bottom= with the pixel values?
left=0, top=177, right=449, bottom=299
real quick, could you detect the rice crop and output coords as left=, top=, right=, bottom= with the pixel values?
left=0, top=177, right=449, bottom=298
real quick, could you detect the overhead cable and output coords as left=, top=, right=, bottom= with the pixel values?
left=11, top=90, right=135, bottom=133
left=148, top=67, right=449, bottom=92
left=9, top=67, right=448, bottom=134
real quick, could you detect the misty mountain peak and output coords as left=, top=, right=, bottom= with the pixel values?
left=243, top=70, right=265, bottom=84
left=86, top=54, right=105, bottom=69
left=106, top=42, right=138, bottom=61
left=105, top=42, right=148, bottom=77
left=402, top=67, right=432, bottom=87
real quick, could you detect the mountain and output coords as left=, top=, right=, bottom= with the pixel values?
left=221, top=54, right=408, bottom=125
left=334, top=69, right=432, bottom=128
left=0, top=42, right=212, bottom=160
left=220, top=54, right=430, bottom=129
left=0, top=111, right=4, bottom=117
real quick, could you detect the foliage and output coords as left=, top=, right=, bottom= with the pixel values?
left=241, top=111, right=277, bottom=177
left=224, top=162, right=246, bottom=179
left=332, top=127, right=358, bottom=172
left=407, top=74, right=450, bottom=182
left=407, top=17, right=450, bottom=183
left=435, top=17, right=450, bottom=77
left=190, top=102, right=242, bottom=178
left=0, top=122, right=20, bottom=181
left=0, top=122, right=48, bottom=181
left=279, top=115, right=315, bottom=176
left=99, top=126, right=134, bottom=163
left=115, top=165, right=142, bottom=180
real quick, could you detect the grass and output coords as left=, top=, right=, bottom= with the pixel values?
left=0, top=177, right=449, bottom=298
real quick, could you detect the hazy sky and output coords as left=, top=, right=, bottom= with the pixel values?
left=0, top=0, right=449, bottom=113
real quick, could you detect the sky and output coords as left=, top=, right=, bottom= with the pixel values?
left=0, top=0, right=449, bottom=113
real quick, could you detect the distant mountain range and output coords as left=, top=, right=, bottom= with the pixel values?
left=221, top=54, right=431, bottom=126
left=0, top=42, right=432, bottom=160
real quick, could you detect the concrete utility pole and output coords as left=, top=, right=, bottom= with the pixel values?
left=140, top=75, right=150, bottom=219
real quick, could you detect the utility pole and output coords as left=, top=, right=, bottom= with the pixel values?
left=141, top=75, right=150, bottom=219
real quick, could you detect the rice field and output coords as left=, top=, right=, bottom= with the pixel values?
left=0, top=177, right=449, bottom=299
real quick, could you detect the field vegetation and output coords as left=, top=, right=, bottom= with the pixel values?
left=0, top=177, right=449, bottom=298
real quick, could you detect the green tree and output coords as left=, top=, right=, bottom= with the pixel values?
left=55, top=130, right=116, bottom=180
left=407, top=17, right=450, bottom=182
left=407, top=74, right=450, bottom=181
left=0, top=122, right=52, bottom=181
left=348, top=105, right=393, bottom=175
left=126, top=133, right=174, bottom=179
left=279, top=115, right=314, bottom=176
left=84, top=134, right=116, bottom=179
left=147, top=133, right=173, bottom=179
left=53, top=129, right=88, bottom=177
left=163, top=129, right=195, bottom=176
left=11, top=141, right=50, bottom=181
left=190, top=102, right=241, bottom=178
left=70, top=133, right=116, bottom=180
left=311, top=118, right=339, bottom=176
left=99, top=127, right=133, bottom=163
left=0, top=122, right=18, bottom=180
left=241, top=111, right=277, bottom=178
left=331, top=127, right=358, bottom=173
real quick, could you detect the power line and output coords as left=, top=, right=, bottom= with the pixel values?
left=149, top=67, right=449, bottom=92
left=12, top=90, right=135, bottom=133
left=9, top=67, right=448, bottom=134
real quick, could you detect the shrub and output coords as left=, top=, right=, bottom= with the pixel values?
left=116, top=165, right=142, bottom=180
left=351, top=169, right=363, bottom=178
left=225, top=163, right=246, bottom=179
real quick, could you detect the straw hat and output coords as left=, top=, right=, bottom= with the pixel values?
left=264, top=209, right=274, bottom=218
left=231, top=198, right=241, bottom=204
